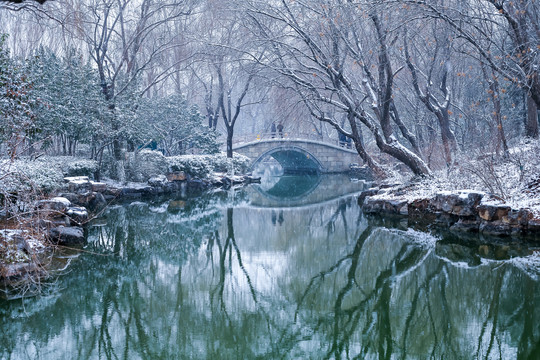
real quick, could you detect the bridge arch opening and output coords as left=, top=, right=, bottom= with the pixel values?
left=254, top=174, right=322, bottom=202
left=251, top=146, right=323, bottom=176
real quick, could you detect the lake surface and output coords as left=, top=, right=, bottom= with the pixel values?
left=1, top=175, right=540, bottom=359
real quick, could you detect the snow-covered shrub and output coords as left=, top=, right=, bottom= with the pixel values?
left=396, top=139, right=540, bottom=215
left=167, top=152, right=251, bottom=179
left=0, top=156, right=99, bottom=194
left=210, top=152, right=251, bottom=174
left=168, top=155, right=213, bottom=178
left=60, top=158, right=98, bottom=177
left=0, top=158, right=64, bottom=193
left=126, top=149, right=168, bottom=182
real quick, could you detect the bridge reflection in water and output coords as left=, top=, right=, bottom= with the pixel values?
left=249, top=163, right=370, bottom=207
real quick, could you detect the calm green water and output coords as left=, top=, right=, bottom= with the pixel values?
left=1, top=175, right=540, bottom=359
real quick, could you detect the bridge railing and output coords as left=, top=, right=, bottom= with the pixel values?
left=231, top=132, right=354, bottom=149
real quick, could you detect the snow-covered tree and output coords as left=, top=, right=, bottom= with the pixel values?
left=0, top=34, right=37, bottom=158
left=25, top=47, right=105, bottom=156
left=134, top=94, right=219, bottom=156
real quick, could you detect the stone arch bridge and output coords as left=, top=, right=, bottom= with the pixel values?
left=233, top=138, right=361, bottom=173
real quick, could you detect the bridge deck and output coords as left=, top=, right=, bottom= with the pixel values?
left=232, top=136, right=362, bottom=173
left=232, top=137, right=358, bottom=154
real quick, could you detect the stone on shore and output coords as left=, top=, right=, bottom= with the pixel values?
left=360, top=187, right=540, bottom=237
left=48, top=226, right=85, bottom=245
left=90, top=181, right=107, bottom=192
left=1, top=262, right=43, bottom=279
left=66, top=206, right=89, bottom=224
left=529, top=218, right=540, bottom=232
left=166, top=171, right=186, bottom=182
left=477, top=204, right=511, bottom=221
left=363, top=196, right=408, bottom=214
left=36, top=197, right=72, bottom=217
left=148, top=175, right=168, bottom=187
left=358, top=188, right=379, bottom=205
left=64, top=176, right=92, bottom=192
left=431, top=191, right=484, bottom=217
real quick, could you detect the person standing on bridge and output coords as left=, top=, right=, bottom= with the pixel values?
left=339, top=132, right=346, bottom=147
left=271, top=122, right=277, bottom=138
left=277, top=122, right=284, bottom=138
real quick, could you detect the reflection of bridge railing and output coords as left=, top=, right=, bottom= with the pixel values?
left=232, top=132, right=353, bottom=149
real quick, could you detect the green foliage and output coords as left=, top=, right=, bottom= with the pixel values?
left=167, top=152, right=251, bottom=179
left=134, top=94, right=220, bottom=155
left=1, top=38, right=218, bottom=173
left=168, top=154, right=214, bottom=178
left=24, top=47, right=106, bottom=150
left=125, top=149, right=169, bottom=182
left=0, top=34, right=38, bottom=157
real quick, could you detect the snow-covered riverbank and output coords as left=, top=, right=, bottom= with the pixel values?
left=0, top=151, right=257, bottom=291
left=360, top=141, right=540, bottom=238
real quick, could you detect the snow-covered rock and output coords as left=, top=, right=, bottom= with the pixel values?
left=48, top=226, right=85, bottom=245
left=360, top=186, right=540, bottom=237
left=431, top=190, right=485, bottom=216
left=148, top=174, right=168, bottom=187
left=165, top=172, right=186, bottom=182
left=37, top=197, right=71, bottom=215
left=66, top=206, right=89, bottom=224
left=64, top=176, right=90, bottom=184
left=90, top=181, right=107, bottom=192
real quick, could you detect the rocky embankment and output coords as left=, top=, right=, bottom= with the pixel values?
left=0, top=171, right=259, bottom=284
left=0, top=196, right=87, bottom=282
left=58, top=171, right=259, bottom=209
left=360, top=187, right=540, bottom=237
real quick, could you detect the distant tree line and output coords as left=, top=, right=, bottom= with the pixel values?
left=0, top=0, right=538, bottom=178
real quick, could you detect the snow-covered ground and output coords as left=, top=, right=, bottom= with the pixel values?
left=378, top=139, right=540, bottom=216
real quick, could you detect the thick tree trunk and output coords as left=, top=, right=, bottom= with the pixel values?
left=376, top=138, right=432, bottom=177
left=390, top=102, right=421, bottom=156
left=112, top=131, right=126, bottom=182
left=438, top=112, right=458, bottom=166
left=348, top=112, right=387, bottom=178
left=354, top=110, right=432, bottom=177
left=483, top=67, right=509, bottom=155
left=353, top=140, right=386, bottom=178
left=493, top=97, right=508, bottom=155
left=525, top=95, right=539, bottom=139
left=226, top=128, right=233, bottom=158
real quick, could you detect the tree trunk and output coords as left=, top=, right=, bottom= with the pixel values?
left=226, top=128, right=234, bottom=158
left=62, top=135, right=67, bottom=156
left=391, top=102, right=421, bottom=156
left=377, top=138, right=432, bottom=177
left=438, top=112, right=458, bottom=166
left=348, top=112, right=387, bottom=178
left=483, top=66, right=509, bottom=155
left=525, top=94, right=539, bottom=139
left=112, top=136, right=126, bottom=182
left=355, top=110, right=432, bottom=177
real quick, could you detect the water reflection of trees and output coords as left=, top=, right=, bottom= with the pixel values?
left=289, top=226, right=430, bottom=359
left=288, top=227, right=540, bottom=359
left=1, top=193, right=540, bottom=359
